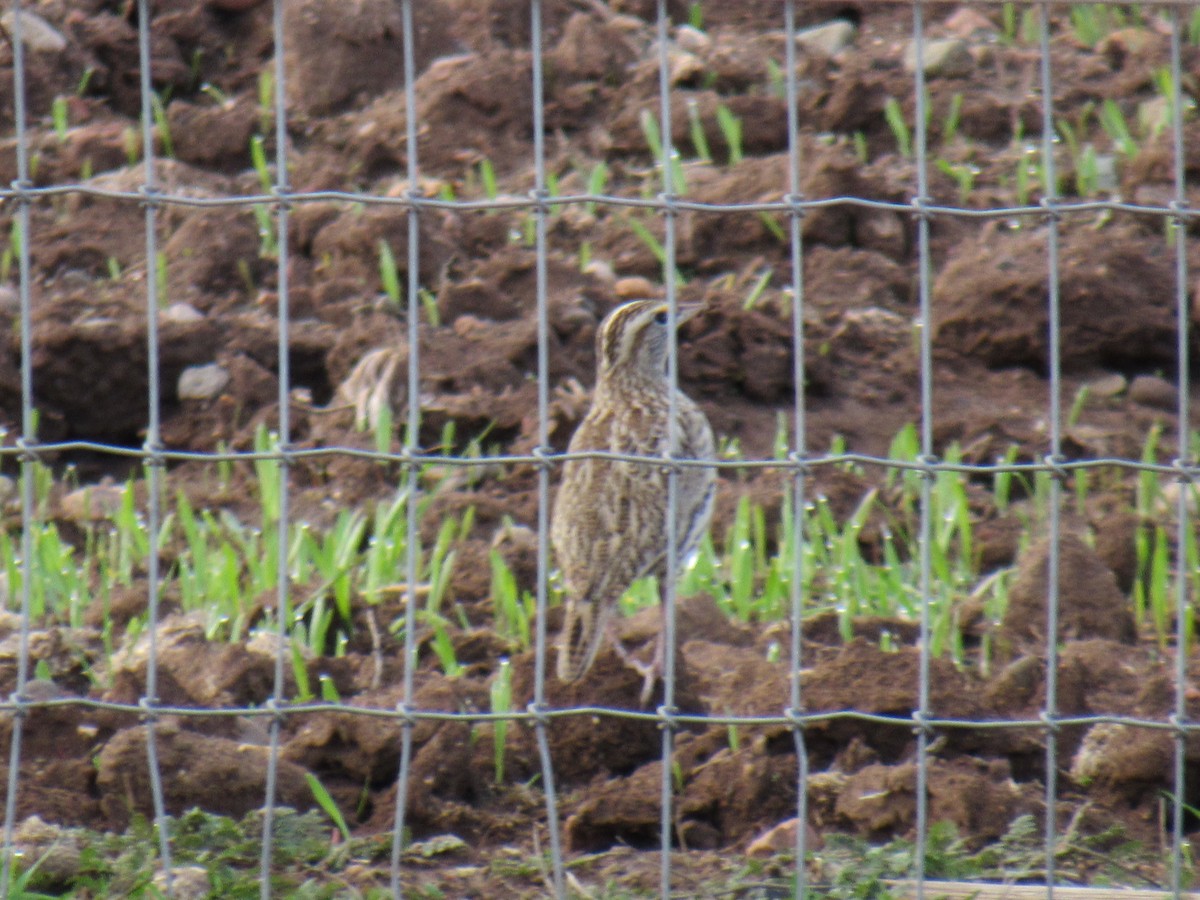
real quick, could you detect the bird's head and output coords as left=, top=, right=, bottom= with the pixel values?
left=595, top=299, right=702, bottom=385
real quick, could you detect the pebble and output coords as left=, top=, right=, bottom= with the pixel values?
left=160, top=302, right=205, bottom=324
left=674, top=24, right=711, bottom=55
left=614, top=276, right=659, bottom=300
left=0, top=285, right=17, bottom=316
left=1128, top=374, right=1178, bottom=410
left=152, top=866, right=211, bottom=900
left=1084, top=372, right=1127, bottom=399
left=60, top=483, right=126, bottom=522
left=178, top=363, right=230, bottom=401
left=904, top=38, right=972, bottom=78
left=943, top=8, right=997, bottom=39
left=794, top=19, right=857, bottom=56
left=0, top=10, right=66, bottom=53
left=208, top=0, right=263, bottom=10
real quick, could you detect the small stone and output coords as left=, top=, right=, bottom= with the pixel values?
left=1128, top=374, right=1178, bottom=411
left=160, top=302, right=204, bottom=324
left=1085, top=372, right=1127, bottom=399
left=614, top=276, right=658, bottom=300
left=152, top=866, right=211, bottom=900
left=208, top=0, right=262, bottom=10
left=60, top=483, right=125, bottom=522
left=747, top=817, right=824, bottom=857
left=1138, top=96, right=1170, bottom=136
left=674, top=24, right=711, bottom=54
left=668, top=48, right=703, bottom=85
left=178, top=363, right=230, bottom=401
left=795, top=19, right=857, bottom=56
left=904, top=37, right=973, bottom=78
left=0, top=10, right=66, bottom=53
left=943, top=8, right=997, bottom=39
left=0, top=285, right=18, bottom=316
left=582, top=259, right=616, bottom=286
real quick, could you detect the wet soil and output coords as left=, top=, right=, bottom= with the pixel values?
left=2, top=0, right=1200, bottom=892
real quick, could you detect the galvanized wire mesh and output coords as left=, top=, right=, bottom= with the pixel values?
left=0, top=1, right=1197, bottom=898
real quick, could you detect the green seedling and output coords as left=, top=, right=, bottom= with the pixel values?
left=639, top=109, right=687, bottom=192
left=257, top=67, right=274, bottom=136
left=150, top=93, right=174, bottom=158
left=479, top=158, right=498, bottom=200
left=490, top=658, right=512, bottom=783
left=715, top=104, right=743, bottom=166
left=936, top=159, right=977, bottom=205
left=743, top=268, right=773, bottom=311
left=585, top=161, right=608, bottom=216
left=249, top=135, right=279, bottom=259
left=378, top=239, right=401, bottom=307
left=305, top=773, right=351, bottom=841
left=1099, top=98, right=1138, bottom=158
left=765, top=58, right=786, bottom=100
left=942, top=93, right=963, bottom=144
left=51, top=96, right=68, bottom=143
left=883, top=97, right=911, bottom=158
left=687, top=99, right=712, bottom=163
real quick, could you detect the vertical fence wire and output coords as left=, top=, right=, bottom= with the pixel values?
left=782, top=0, right=811, bottom=896
left=1169, top=6, right=1192, bottom=897
left=134, top=0, right=174, bottom=889
left=654, top=0, right=683, bottom=895
left=529, top=1, right=566, bottom=895
left=1037, top=3, right=1065, bottom=893
left=0, top=1, right=31, bottom=893
left=390, top=0, right=422, bottom=893
left=910, top=3, right=937, bottom=898
left=257, top=0, right=292, bottom=895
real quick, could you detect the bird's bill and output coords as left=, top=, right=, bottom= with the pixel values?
left=653, top=302, right=703, bottom=326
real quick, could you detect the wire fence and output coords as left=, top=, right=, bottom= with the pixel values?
left=0, top=0, right=1197, bottom=898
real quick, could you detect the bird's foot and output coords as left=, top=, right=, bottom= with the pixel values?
left=606, top=625, right=661, bottom=706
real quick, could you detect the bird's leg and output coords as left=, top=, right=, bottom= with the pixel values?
left=604, top=619, right=660, bottom=706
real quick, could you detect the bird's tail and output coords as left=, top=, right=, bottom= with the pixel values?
left=556, top=597, right=608, bottom=683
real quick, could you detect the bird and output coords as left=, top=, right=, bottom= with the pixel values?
left=551, top=298, right=716, bottom=702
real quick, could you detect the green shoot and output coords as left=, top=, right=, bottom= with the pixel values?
left=378, top=239, right=402, bottom=307
left=305, top=773, right=351, bottom=841
left=687, top=99, right=712, bottom=163
left=490, top=658, right=512, bottom=783
left=479, top=158, right=498, bottom=200
left=883, top=98, right=911, bottom=158
left=51, top=96, right=68, bottom=143
left=585, top=162, right=608, bottom=216
left=715, top=104, right=743, bottom=166
left=742, top=268, right=773, bottom=311
left=150, top=93, right=174, bottom=158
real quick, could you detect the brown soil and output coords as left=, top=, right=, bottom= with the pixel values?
left=2, top=0, right=1199, bottom=892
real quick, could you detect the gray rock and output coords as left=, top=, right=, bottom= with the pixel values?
left=60, top=484, right=125, bottom=522
left=160, top=302, right=205, bottom=324
left=1128, top=374, right=1178, bottom=411
left=0, top=285, right=18, bottom=317
left=795, top=19, right=856, bottom=56
left=904, top=38, right=972, bottom=78
left=674, top=24, right=711, bottom=54
left=1084, top=372, right=1127, bottom=399
left=178, top=363, right=230, bottom=401
left=0, top=10, right=66, bottom=53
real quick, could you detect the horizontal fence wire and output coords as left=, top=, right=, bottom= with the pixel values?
left=0, top=0, right=1197, bottom=898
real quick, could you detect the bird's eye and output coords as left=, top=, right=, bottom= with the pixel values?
left=653, top=309, right=668, bottom=325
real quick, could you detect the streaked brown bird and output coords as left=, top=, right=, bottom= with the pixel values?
left=552, top=298, right=716, bottom=701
